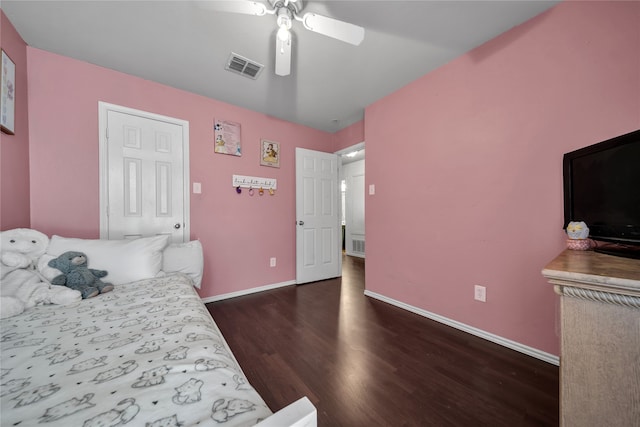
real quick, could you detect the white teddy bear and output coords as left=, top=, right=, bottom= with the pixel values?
left=1, top=228, right=81, bottom=318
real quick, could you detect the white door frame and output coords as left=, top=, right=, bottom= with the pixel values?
left=335, top=142, right=365, bottom=158
left=98, top=102, right=190, bottom=240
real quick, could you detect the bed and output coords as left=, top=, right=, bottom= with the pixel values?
left=1, top=234, right=316, bottom=427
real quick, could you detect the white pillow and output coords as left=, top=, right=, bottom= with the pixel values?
left=37, top=254, right=62, bottom=282
left=47, top=235, right=169, bottom=285
left=160, top=240, right=204, bottom=288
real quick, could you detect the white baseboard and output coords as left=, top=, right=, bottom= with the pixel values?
left=364, top=290, right=559, bottom=366
left=201, top=280, right=297, bottom=304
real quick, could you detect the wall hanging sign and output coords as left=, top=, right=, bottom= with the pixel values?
left=232, top=175, right=277, bottom=196
left=260, top=139, right=280, bottom=168
left=214, top=119, right=241, bottom=156
left=1, top=50, right=16, bottom=135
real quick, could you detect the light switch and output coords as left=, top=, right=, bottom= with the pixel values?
left=369, top=184, right=375, bottom=195
left=193, top=182, right=202, bottom=194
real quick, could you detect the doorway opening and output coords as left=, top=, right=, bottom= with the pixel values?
left=336, top=142, right=365, bottom=263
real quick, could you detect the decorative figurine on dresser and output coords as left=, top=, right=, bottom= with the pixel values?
left=565, top=221, right=591, bottom=250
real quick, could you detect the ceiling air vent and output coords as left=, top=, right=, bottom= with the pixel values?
left=225, top=53, right=264, bottom=80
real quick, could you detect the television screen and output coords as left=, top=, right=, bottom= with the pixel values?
left=563, top=129, right=640, bottom=256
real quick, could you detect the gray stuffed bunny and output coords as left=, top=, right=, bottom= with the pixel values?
left=48, top=251, right=114, bottom=299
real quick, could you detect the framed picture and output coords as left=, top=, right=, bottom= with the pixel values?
left=214, top=119, right=241, bottom=156
left=260, top=139, right=280, bottom=168
left=1, top=50, right=16, bottom=135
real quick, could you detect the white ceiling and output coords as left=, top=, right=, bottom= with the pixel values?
left=1, top=0, right=558, bottom=133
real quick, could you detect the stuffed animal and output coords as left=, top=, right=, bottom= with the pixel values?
left=48, top=251, right=114, bottom=299
left=1, top=228, right=82, bottom=318
left=566, top=221, right=590, bottom=239
left=566, top=221, right=592, bottom=250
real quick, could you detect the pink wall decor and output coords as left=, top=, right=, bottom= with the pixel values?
left=0, top=10, right=30, bottom=230
left=364, top=0, right=640, bottom=356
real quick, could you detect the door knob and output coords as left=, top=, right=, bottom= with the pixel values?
left=298, top=221, right=304, bottom=226
left=174, top=223, right=181, bottom=229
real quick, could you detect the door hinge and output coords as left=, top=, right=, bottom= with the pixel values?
left=105, top=127, right=109, bottom=140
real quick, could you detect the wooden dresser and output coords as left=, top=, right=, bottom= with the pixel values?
left=542, top=249, right=640, bottom=426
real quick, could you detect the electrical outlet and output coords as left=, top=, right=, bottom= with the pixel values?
left=474, top=285, right=486, bottom=302
left=270, top=257, right=276, bottom=267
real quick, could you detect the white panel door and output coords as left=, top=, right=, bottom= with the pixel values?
left=100, top=104, right=189, bottom=243
left=296, top=148, right=341, bottom=284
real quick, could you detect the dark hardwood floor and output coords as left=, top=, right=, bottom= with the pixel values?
left=206, top=256, right=559, bottom=426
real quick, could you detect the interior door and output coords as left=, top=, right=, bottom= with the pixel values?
left=295, top=148, right=341, bottom=284
left=99, top=103, right=190, bottom=243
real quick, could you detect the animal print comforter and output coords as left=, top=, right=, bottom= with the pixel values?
left=0, top=274, right=272, bottom=426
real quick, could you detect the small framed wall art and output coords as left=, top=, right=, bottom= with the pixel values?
left=1, top=50, right=16, bottom=135
left=214, top=119, right=242, bottom=156
left=260, top=139, right=280, bottom=168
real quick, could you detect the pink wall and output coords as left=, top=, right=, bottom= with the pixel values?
left=333, top=120, right=364, bottom=151
left=26, top=48, right=333, bottom=298
left=0, top=10, right=30, bottom=229
left=364, top=1, right=640, bottom=356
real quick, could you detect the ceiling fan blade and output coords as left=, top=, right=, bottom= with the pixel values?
left=275, top=36, right=292, bottom=76
left=194, top=1, right=268, bottom=16
left=300, top=13, right=364, bottom=46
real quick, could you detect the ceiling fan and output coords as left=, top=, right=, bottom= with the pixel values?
left=199, top=0, right=365, bottom=76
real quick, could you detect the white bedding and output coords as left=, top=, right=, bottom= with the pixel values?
left=0, top=274, right=273, bottom=426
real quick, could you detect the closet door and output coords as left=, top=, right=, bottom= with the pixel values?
left=99, top=103, right=190, bottom=243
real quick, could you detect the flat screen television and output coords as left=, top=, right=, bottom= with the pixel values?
left=563, top=129, right=640, bottom=259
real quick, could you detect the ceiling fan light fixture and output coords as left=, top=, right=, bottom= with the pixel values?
left=276, top=9, right=292, bottom=42
left=277, top=25, right=291, bottom=42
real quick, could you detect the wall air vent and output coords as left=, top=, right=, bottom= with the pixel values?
left=352, top=239, right=365, bottom=254
left=225, top=53, right=264, bottom=80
